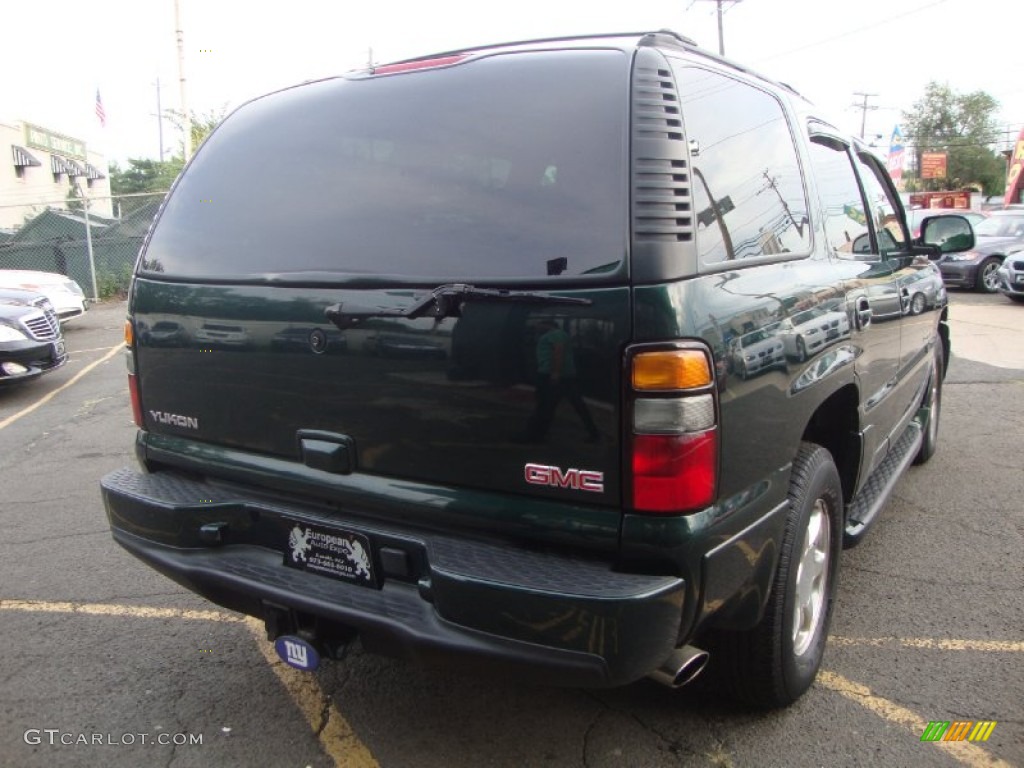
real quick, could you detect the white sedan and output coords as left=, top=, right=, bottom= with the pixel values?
left=0, top=270, right=88, bottom=322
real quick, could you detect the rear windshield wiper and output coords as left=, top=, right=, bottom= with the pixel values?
left=325, top=283, right=592, bottom=328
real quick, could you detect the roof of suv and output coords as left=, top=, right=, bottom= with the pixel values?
left=355, top=30, right=800, bottom=97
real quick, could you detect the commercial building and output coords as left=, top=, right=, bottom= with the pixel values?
left=1, top=120, right=113, bottom=231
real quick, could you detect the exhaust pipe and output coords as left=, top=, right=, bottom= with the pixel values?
left=648, top=645, right=709, bottom=689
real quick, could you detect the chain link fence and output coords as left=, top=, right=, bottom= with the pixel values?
left=0, top=192, right=165, bottom=300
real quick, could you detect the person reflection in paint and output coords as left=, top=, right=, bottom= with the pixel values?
left=524, top=319, right=600, bottom=443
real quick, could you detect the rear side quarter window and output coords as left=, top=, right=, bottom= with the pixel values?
left=671, top=63, right=810, bottom=266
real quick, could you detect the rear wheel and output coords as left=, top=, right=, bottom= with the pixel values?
left=909, top=292, right=926, bottom=315
left=914, top=343, right=944, bottom=465
left=710, top=443, right=842, bottom=708
left=976, top=258, right=1000, bottom=293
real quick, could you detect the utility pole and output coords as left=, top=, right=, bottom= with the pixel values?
left=852, top=92, right=879, bottom=140
left=153, top=77, right=165, bottom=162
left=690, top=0, right=742, bottom=56
left=174, top=0, right=191, bottom=162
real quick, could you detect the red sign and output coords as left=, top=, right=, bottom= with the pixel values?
left=920, top=153, right=947, bottom=180
left=1004, top=127, right=1024, bottom=206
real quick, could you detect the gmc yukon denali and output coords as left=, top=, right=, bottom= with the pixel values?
left=101, top=31, right=974, bottom=707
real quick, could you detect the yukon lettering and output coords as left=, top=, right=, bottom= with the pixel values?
left=524, top=463, right=604, bottom=493
left=149, top=410, right=199, bottom=429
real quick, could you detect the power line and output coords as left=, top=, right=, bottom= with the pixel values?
left=756, top=0, right=948, bottom=63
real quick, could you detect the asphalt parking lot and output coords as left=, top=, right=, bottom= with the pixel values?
left=0, top=293, right=1020, bottom=768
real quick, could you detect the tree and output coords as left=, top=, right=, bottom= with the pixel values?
left=108, top=158, right=181, bottom=215
left=165, top=106, right=227, bottom=157
left=902, top=83, right=1006, bottom=195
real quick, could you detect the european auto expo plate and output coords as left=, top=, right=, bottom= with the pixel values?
left=283, top=521, right=377, bottom=588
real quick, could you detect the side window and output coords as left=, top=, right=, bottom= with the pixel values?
left=806, top=136, right=872, bottom=259
left=856, top=152, right=908, bottom=257
left=673, top=65, right=810, bottom=265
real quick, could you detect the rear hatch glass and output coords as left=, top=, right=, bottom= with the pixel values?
left=142, top=50, right=629, bottom=281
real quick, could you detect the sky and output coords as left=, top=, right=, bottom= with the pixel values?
left=1, top=0, right=1021, bottom=168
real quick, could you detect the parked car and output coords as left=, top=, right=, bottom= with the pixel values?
left=995, top=256, right=1024, bottom=302
left=0, top=270, right=87, bottom=322
left=364, top=331, right=446, bottom=360
left=0, top=287, right=67, bottom=384
left=194, top=322, right=249, bottom=348
left=938, top=209, right=1024, bottom=293
left=101, top=30, right=974, bottom=709
left=777, top=306, right=851, bottom=361
left=728, top=326, right=786, bottom=376
left=899, top=262, right=947, bottom=315
left=907, top=208, right=986, bottom=240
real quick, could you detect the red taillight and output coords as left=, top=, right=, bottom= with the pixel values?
left=128, top=373, right=144, bottom=428
left=125, top=318, right=143, bottom=427
left=632, top=432, right=717, bottom=512
left=372, top=54, right=467, bottom=75
left=629, top=345, right=718, bottom=514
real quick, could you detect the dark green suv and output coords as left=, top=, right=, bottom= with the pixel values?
left=101, top=31, right=973, bottom=707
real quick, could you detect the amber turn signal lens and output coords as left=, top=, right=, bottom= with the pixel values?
left=124, top=320, right=133, bottom=347
left=632, top=350, right=711, bottom=391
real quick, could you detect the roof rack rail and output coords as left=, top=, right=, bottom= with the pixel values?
left=639, top=29, right=699, bottom=48
left=370, top=31, right=689, bottom=71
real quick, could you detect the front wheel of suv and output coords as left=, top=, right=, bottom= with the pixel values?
left=976, top=258, right=1001, bottom=293
left=709, top=443, right=842, bottom=708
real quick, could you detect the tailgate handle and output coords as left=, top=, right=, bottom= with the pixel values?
left=298, top=431, right=354, bottom=474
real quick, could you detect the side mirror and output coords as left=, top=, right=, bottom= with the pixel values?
left=919, top=214, right=975, bottom=254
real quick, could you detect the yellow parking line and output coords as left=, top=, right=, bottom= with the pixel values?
left=0, top=343, right=122, bottom=432
left=818, top=671, right=1013, bottom=768
left=69, top=345, right=124, bottom=355
left=0, top=598, right=241, bottom=622
left=245, top=618, right=380, bottom=768
left=0, top=599, right=379, bottom=767
left=830, top=636, right=1024, bottom=653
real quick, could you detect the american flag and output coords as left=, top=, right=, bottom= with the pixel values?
left=95, top=89, right=106, bottom=127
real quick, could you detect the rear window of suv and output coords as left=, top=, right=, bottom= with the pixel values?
left=141, top=51, right=630, bottom=282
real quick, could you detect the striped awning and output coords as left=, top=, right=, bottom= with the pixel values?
left=11, top=145, right=41, bottom=168
left=50, top=155, right=86, bottom=177
left=84, top=163, right=106, bottom=180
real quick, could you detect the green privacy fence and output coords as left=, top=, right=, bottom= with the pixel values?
left=0, top=194, right=164, bottom=299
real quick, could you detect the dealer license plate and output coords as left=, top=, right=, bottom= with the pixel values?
left=283, top=521, right=377, bottom=588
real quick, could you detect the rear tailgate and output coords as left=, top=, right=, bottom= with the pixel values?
left=133, top=282, right=628, bottom=504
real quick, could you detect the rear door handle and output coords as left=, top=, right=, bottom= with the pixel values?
left=856, top=297, right=872, bottom=329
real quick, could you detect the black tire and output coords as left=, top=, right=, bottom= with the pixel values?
left=1009, top=295, right=1024, bottom=304
left=913, top=343, right=943, bottom=465
left=975, top=258, right=1000, bottom=293
left=796, top=337, right=807, bottom=362
left=710, top=443, right=843, bottom=708
left=909, top=292, right=926, bottom=316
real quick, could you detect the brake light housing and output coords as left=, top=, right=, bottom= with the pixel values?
left=125, top=319, right=143, bottom=428
left=371, top=54, right=468, bottom=76
left=628, top=345, right=719, bottom=514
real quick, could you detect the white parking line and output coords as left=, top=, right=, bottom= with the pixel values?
left=0, top=343, right=122, bottom=432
